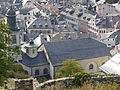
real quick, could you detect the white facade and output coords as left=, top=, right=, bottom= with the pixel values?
left=102, top=38, right=116, bottom=47
left=17, top=1, right=39, bottom=23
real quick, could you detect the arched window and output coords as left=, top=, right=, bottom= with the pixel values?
left=43, top=68, right=48, bottom=75
left=33, top=49, right=35, bottom=53
left=26, top=49, right=29, bottom=53
left=89, top=64, right=94, bottom=70
left=24, top=70, right=28, bottom=75
left=35, top=69, right=39, bottom=75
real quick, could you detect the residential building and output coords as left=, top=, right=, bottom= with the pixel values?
left=17, top=0, right=39, bottom=23
left=27, top=17, right=53, bottom=36
left=95, top=2, right=117, bottom=17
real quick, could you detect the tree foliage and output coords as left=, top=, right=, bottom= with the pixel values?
left=8, top=64, right=29, bottom=79
left=0, top=19, right=21, bottom=86
left=56, top=59, right=83, bottom=78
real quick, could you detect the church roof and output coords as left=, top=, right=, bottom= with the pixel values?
left=44, top=38, right=110, bottom=66
left=20, top=51, right=48, bottom=67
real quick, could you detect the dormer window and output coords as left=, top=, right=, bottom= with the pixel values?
left=39, top=24, right=42, bottom=28
left=33, top=24, right=36, bottom=28
left=28, top=13, right=30, bottom=15
left=45, top=24, right=48, bottom=28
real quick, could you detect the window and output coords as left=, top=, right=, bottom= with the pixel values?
left=28, top=13, right=30, bottom=15
left=39, top=25, right=42, bottom=28
left=24, top=70, right=28, bottom=75
left=33, top=49, right=35, bottom=53
left=35, top=69, right=39, bottom=75
left=33, top=25, right=36, bottom=28
left=89, top=64, right=94, bottom=70
left=43, top=68, right=48, bottom=75
left=45, top=24, right=48, bottom=28
left=47, top=31, right=50, bottom=33
left=12, top=35, right=16, bottom=44
left=26, top=49, right=29, bottom=53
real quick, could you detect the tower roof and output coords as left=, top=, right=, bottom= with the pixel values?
left=6, top=6, right=16, bottom=16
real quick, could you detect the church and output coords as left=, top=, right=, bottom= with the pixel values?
left=20, top=38, right=110, bottom=79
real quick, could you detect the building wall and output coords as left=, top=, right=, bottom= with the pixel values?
left=38, top=45, right=55, bottom=79
left=21, top=64, right=49, bottom=77
left=26, top=47, right=38, bottom=58
left=53, top=56, right=110, bottom=77
left=96, top=3, right=116, bottom=17
left=27, top=28, right=53, bottom=35
left=102, top=38, right=116, bottom=47
left=78, top=19, right=88, bottom=33
left=20, top=64, right=32, bottom=75
left=32, top=65, right=49, bottom=77
left=12, top=31, right=20, bottom=46
left=78, top=56, right=110, bottom=73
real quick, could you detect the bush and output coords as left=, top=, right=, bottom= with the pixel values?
left=8, top=64, right=29, bottom=79
left=37, top=77, right=48, bottom=83
left=8, top=70, right=29, bottom=79
left=73, top=72, right=93, bottom=86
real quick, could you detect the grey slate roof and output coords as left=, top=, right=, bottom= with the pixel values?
left=20, top=7, right=34, bottom=15
left=60, top=5, right=94, bottom=22
left=24, top=33, right=39, bottom=42
left=44, top=38, right=110, bottom=66
left=21, top=51, right=48, bottom=67
left=108, top=29, right=120, bottom=45
left=108, top=29, right=120, bottom=38
left=0, top=0, right=8, bottom=2
left=28, top=17, right=53, bottom=29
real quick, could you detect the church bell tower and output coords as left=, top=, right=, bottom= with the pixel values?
left=6, top=0, right=20, bottom=46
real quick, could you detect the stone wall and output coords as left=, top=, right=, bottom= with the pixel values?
left=36, top=77, right=74, bottom=90
left=13, top=76, right=120, bottom=90
left=14, top=78, right=34, bottom=90
left=36, top=76, right=120, bottom=90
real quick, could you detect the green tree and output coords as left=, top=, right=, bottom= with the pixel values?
left=8, top=64, right=29, bottom=79
left=0, top=19, right=21, bottom=86
left=56, top=59, right=83, bottom=78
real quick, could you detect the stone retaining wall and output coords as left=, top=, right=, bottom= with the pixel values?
left=14, top=78, right=34, bottom=90
left=36, top=77, right=74, bottom=90
left=13, top=76, right=120, bottom=90
left=36, top=76, right=120, bottom=90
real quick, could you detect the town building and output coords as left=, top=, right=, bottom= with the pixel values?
left=95, top=2, right=117, bottom=17
left=27, top=17, right=53, bottom=36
